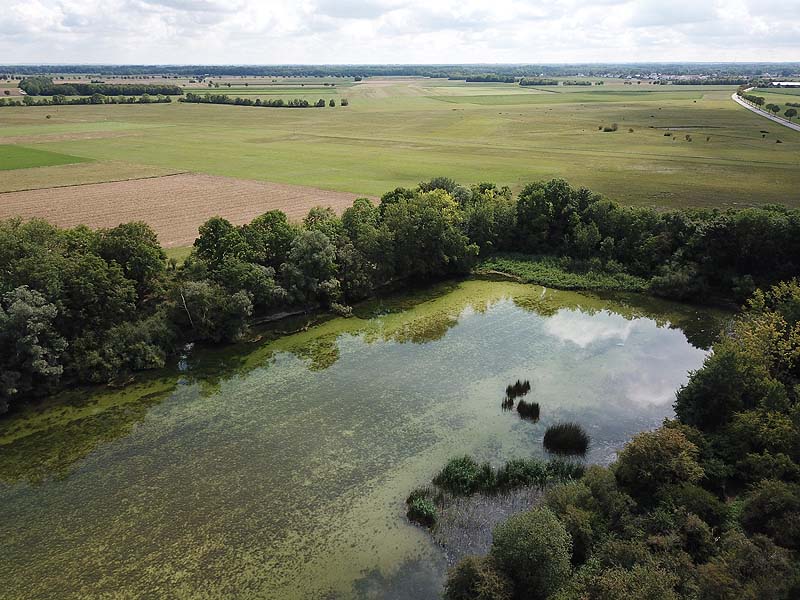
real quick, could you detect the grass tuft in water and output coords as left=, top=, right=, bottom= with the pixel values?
left=516, top=399, right=540, bottom=421
left=543, top=422, right=590, bottom=456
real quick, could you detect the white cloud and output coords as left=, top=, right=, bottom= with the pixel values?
left=0, top=0, right=797, bottom=63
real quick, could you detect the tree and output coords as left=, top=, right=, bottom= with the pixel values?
left=785, top=108, right=798, bottom=119
left=491, top=507, right=572, bottom=599
left=96, top=221, right=166, bottom=299
left=0, top=286, right=66, bottom=413
left=740, top=479, right=800, bottom=550
left=329, top=99, right=336, bottom=107
left=194, top=217, right=247, bottom=267
left=280, top=230, right=340, bottom=305
left=240, top=210, right=298, bottom=269
left=381, top=189, right=478, bottom=278
left=615, top=427, right=703, bottom=500
left=170, top=280, right=252, bottom=342
left=444, top=556, right=514, bottom=600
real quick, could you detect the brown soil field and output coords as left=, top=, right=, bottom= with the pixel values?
left=0, top=173, right=372, bottom=247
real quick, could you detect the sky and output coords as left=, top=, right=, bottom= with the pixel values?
left=2, top=0, right=799, bottom=65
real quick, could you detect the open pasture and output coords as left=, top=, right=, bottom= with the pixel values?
left=1, top=77, right=798, bottom=219
left=0, top=144, right=91, bottom=170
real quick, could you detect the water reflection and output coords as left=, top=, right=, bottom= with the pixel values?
left=544, top=309, right=636, bottom=348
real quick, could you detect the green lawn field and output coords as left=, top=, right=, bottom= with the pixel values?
left=0, top=144, right=91, bottom=171
left=1, top=78, right=798, bottom=208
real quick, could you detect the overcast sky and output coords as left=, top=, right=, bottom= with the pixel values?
left=3, top=0, right=799, bottom=65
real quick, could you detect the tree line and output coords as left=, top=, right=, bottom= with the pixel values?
left=3, top=178, right=800, bottom=415
left=18, top=76, right=183, bottom=96
left=439, top=277, right=800, bottom=599
left=0, top=94, right=172, bottom=107
left=179, top=93, right=347, bottom=108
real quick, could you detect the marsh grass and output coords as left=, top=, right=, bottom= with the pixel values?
left=516, top=399, right=540, bottom=421
left=543, top=422, right=590, bottom=456
left=505, top=379, right=531, bottom=399
left=477, top=254, right=649, bottom=292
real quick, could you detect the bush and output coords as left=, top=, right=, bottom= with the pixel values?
left=615, top=427, right=703, bottom=500
left=496, top=458, right=549, bottom=490
left=556, top=563, right=680, bottom=600
left=491, top=507, right=572, bottom=599
left=444, top=556, right=514, bottom=600
left=433, top=456, right=483, bottom=495
left=543, top=423, right=590, bottom=456
left=407, top=496, right=437, bottom=527
left=740, top=479, right=800, bottom=549
left=658, top=483, right=728, bottom=530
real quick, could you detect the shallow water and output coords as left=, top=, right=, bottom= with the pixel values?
left=0, top=279, right=728, bottom=599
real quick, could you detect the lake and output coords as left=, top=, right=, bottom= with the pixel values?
left=0, top=279, right=727, bottom=599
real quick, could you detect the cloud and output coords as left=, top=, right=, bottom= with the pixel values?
left=1, top=0, right=798, bottom=63
left=628, top=0, right=718, bottom=27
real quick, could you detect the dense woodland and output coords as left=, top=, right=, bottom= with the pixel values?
left=3, top=177, right=800, bottom=415
left=17, top=76, right=182, bottom=96
left=440, top=280, right=800, bottom=599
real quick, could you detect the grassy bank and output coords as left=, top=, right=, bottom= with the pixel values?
left=475, top=253, right=650, bottom=292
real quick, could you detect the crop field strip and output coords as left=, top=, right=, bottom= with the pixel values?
left=0, top=173, right=373, bottom=247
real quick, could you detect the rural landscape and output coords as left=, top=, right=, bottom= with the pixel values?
left=2, top=2, right=800, bottom=600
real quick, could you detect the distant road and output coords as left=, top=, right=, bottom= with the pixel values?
left=732, top=92, right=800, bottom=133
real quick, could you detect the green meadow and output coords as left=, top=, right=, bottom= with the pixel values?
left=1, top=78, right=799, bottom=207
left=0, top=144, right=91, bottom=170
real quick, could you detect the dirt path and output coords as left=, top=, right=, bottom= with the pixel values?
left=0, top=173, right=372, bottom=247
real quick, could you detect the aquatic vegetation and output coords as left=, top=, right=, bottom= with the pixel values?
left=433, top=456, right=484, bottom=496
left=543, top=423, right=591, bottom=456
left=478, top=254, right=649, bottom=292
left=516, top=399, right=540, bottom=421
left=505, top=379, right=531, bottom=399
left=432, top=456, right=585, bottom=499
left=407, top=496, right=438, bottom=528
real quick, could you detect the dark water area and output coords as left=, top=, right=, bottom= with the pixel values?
left=0, top=279, right=729, bottom=599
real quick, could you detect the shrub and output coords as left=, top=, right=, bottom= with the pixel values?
left=696, top=530, right=799, bottom=600
left=560, top=564, right=679, bottom=600
left=740, top=479, right=800, bottom=549
left=444, top=556, right=514, bottom=600
left=407, top=496, right=437, bottom=527
left=547, top=459, right=586, bottom=482
left=615, top=427, right=703, bottom=500
left=496, top=458, right=549, bottom=490
left=543, top=423, right=590, bottom=456
left=491, top=507, right=572, bottom=599
left=735, top=452, right=800, bottom=485
left=433, top=456, right=482, bottom=495
left=658, top=483, right=728, bottom=530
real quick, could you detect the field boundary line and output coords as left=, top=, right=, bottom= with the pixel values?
left=0, top=171, right=191, bottom=195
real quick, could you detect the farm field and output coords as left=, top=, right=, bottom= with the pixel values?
left=1, top=77, right=799, bottom=245
left=0, top=173, right=370, bottom=247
